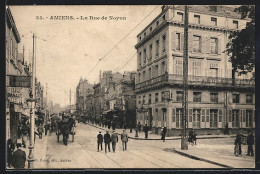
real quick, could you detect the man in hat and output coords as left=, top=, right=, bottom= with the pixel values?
left=12, top=143, right=26, bottom=169
left=111, top=130, right=118, bottom=152
left=121, top=129, right=128, bottom=151
left=104, top=131, right=111, bottom=153
left=97, top=131, right=103, bottom=152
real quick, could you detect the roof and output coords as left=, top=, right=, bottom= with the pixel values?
left=6, top=7, right=21, bottom=43
left=174, top=5, right=245, bottom=19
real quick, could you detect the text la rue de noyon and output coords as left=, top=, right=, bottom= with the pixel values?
left=36, top=15, right=127, bottom=21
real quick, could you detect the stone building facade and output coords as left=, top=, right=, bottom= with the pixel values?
left=135, top=5, right=255, bottom=136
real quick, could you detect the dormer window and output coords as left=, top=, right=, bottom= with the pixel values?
left=177, top=12, right=184, bottom=21
left=194, top=15, right=200, bottom=24
left=162, top=14, right=166, bottom=20
left=233, top=20, right=238, bottom=29
left=144, top=32, right=146, bottom=37
left=156, top=21, right=159, bottom=26
left=150, top=27, right=153, bottom=32
left=211, top=17, right=217, bottom=26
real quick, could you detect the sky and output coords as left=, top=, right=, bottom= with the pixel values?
left=9, top=5, right=163, bottom=107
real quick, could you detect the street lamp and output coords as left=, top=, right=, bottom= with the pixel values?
left=26, top=97, right=37, bottom=168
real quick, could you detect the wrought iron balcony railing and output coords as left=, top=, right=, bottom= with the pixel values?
left=135, top=73, right=255, bottom=91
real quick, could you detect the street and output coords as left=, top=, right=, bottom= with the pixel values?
left=21, top=123, right=254, bottom=169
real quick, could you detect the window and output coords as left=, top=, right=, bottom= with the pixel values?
left=143, top=48, right=146, bottom=64
left=210, top=38, right=218, bottom=54
left=142, top=95, right=146, bottom=104
left=161, top=61, right=165, bottom=75
left=246, top=94, right=253, bottom=104
left=156, top=40, right=159, bottom=56
left=210, top=109, right=218, bottom=127
left=176, top=108, right=183, bottom=128
left=162, top=35, right=166, bottom=52
left=163, top=14, right=166, bottom=20
left=143, top=71, right=146, bottom=82
left=233, top=20, right=238, bottom=29
left=138, top=96, right=141, bottom=104
left=148, top=68, right=152, bottom=80
left=154, top=65, right=159, bottom=77
left=161, top=91, right=165, bottom=102
left=149, top=44, right=153, bottom=60
left=194, top=15, right=200, bottom=24
left=192, top=61, right=202, bottom=76
left=193, top=92, right=201, bottom=102
left=175, top=59, right=183, bottom=75
left=232, top=94, right=240, bottom=103
left=232, top=110, right=239, bottom=127
left=155, top=93, right=158, bottom=103
left=176, top=33, right=181, bottom=50
left=177, top=12, right=183, bottom=21
left=150, top=27, right=153, bottom=32
left=246, top=110, right=253, bottom=127
left=193, top=109, right=201, bottom=128
left=209, top=6, right=217, bottom=12
left=193, top=35, right=201, bottom=52
left=139, top=36, right=141, bottom=41
left=139, top=52, right=142, bottom=66
left=138, top=73, right=141, bottom=83
left=149, top=94, right=152, bottom=104
left=176, top=91, right=183, bottom=102
left=211, top=17, right=217, bottom=26
left=156, top=21, right=159, bottom=26
left=210, top=93, right=218, bottom=103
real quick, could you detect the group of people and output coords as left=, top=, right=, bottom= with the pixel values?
left=7, top=140, right=26, bottom=169
left=97, top=129, right=128, bottom=153
left=234, top=131, right=254, bottom=156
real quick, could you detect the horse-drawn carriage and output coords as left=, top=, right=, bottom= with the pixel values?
left=56, top=116, right=75, bottom=146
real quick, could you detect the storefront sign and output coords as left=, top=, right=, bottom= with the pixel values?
left=6, top=75, right=31, bottom=87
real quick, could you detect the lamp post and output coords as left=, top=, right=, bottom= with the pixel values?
left=27, top=33, right=36, bottom=168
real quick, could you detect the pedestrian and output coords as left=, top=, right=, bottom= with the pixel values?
left=188, top=130, right=194, bottom=145
left=161, top=127, right=167, bottom=142
left=224, top=123, right=229, bottom=135
left=37, top=124, right=44, bottom=139
left=104, top=131, right=111, bottom=153
left=234, top=133, right=242, bottom=156
left=7, top=139, right=15, bottom=168
left=138, top=122, right=141, bottom=132
left=44, top=123, right=49, bottom=136
left=144, top=124, right=149, bottom=139
left=112, top=122, right=116, bottom=130
left=22, top=131, right=28, bottom=148
left=111, top=130, right=118, bottom=153
left=108, top=121, right=111, bottom=129
left=121, top=129, right=128, bottom=151
left=247, top=131, right=254, bottom=156
left=12, top=143, right=26, bottom=169
left=97, top=131, right=103, bottom=152
left=192, top=130, right=197, bottom=145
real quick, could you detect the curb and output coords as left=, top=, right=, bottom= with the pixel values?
left=85, top=123, right=234, bottom=141
left=172, top=149, right=233, bottom=168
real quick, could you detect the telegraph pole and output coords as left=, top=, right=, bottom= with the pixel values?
left=46, top=83, right=48, bottom=123
left=70, top=89, right=71, bottom=112
left=181, top=5, right=189, bottom=150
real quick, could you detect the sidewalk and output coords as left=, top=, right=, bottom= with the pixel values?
left=87, top=122, right=255, bottom=168
left=86, top=122, right=235, bottom=140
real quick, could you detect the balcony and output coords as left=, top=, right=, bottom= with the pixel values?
left=135, top=73, right=255, bottom=93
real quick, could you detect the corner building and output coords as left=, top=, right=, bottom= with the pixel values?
left=135, top=5, right=255, bottom=136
